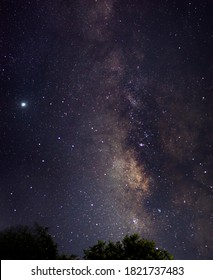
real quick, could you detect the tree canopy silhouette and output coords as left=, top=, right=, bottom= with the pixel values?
left=0, top=224, right=173, bottom=260
left=84, top=234, right=173, bottom=260
left=0, top=223, right=58, bottom=260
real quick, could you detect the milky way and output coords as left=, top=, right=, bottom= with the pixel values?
left=1, top=0, right=212, bottom=259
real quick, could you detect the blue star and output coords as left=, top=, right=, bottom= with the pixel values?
left=21, top=102, right=27, bottom=107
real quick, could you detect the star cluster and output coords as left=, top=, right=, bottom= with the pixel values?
left=1, top=0, right=212, bottom=259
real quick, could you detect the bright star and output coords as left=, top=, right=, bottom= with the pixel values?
left=139, top=143, right=145, bottom=147
left=21, top=102, right=27, bottom=107
left=132, top=217, right=138, bottom=225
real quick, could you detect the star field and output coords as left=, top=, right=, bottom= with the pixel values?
left=1, top=0, right=213, bottom=259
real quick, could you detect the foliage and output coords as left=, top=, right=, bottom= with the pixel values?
left=58, top=254, right=79, bottom=260
left=84, top=234, right=173, bottom=260
left=0, top=224, right=173, bottom=260
left=0, top=223, right=58, bottom=260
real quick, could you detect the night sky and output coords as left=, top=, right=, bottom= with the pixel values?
left=1, top=0, right=213, bottom=260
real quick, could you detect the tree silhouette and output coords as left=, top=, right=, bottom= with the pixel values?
left=0, top=224, right=173, bottom=260
left=58, top=254, right=79, bottom=260
left=84, top=234, right=173, bottom=260
left=0, top=223, right=58, bottom=260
